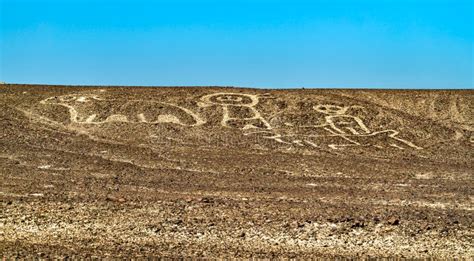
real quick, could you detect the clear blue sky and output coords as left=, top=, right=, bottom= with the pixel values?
left=1, top=0, right=473, bottom=88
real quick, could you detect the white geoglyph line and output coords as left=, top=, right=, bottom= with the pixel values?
left=40, top=94, right=205, bottom=126
left=34, top=91, right=423, bottom=152
left=199, top=92, right=273, bottom=130
left=245, top=102, right=422, bottom=151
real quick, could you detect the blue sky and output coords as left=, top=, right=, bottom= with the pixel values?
left=0, top=0, right=472, bottom=88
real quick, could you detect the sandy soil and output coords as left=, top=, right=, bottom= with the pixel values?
left=1, top=84, right=473, bottom=258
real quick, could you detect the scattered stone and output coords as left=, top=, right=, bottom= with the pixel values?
left=387, top=217, right=400, bottom=226
left=199, top=197, right=214, bottom=203
left=106, top=195, right=116, bottom=201
left=172, top=219, right=183, bottom=225
left=351, top=221, right=365, bottom=228
left=290, top=221, right=305, bottom=229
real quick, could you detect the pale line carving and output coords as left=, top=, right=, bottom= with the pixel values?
left=199, top=93, right=272, bottom=130
left=40, top=94, right=205, bottom=126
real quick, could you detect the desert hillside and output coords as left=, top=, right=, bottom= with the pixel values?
left=1, top=84, right=473, bottom=258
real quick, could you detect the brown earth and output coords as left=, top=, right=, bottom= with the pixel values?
left=1, top=84, right=473, bottom=258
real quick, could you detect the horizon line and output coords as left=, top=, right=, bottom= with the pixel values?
left=1, top=82, right=473, bottom=91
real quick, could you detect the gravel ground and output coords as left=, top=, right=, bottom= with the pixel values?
left=1, top=85, right=473, bottom=258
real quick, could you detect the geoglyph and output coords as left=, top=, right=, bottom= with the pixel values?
left=40, top=94, right=205, bottom=126
left=249, top=104, right=423, bottom=150
left=198, top=92, right=273, bottom=130
left=38, top=91, right=423, bottom=151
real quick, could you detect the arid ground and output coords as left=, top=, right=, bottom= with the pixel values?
left=1, top=84, right=473, bottom=258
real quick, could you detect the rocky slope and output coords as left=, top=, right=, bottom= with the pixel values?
left=1, top=84, right=473, bottom=258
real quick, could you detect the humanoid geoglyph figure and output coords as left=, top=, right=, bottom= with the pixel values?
left=313, top=104, right=370, bottom=135
left=199, top=93, right=272, bottom=130
left=307, top=104, right=423, bottom=150
left=250, top=103, right=422, bottom=151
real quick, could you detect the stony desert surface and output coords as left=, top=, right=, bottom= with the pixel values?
left=1, top=84, right=473, bottom=258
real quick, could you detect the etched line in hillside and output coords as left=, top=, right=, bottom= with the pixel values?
left=313, top=104, right=370, bottom=135
left=311, top=104, right=422, bottom=150
left=37, top=92, right=423, bottom=151
left=40, top=94, right=205, bottom=126
left=199, top=93, right=273, bottom=130
left=246, top=103, right=423, bottom=151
